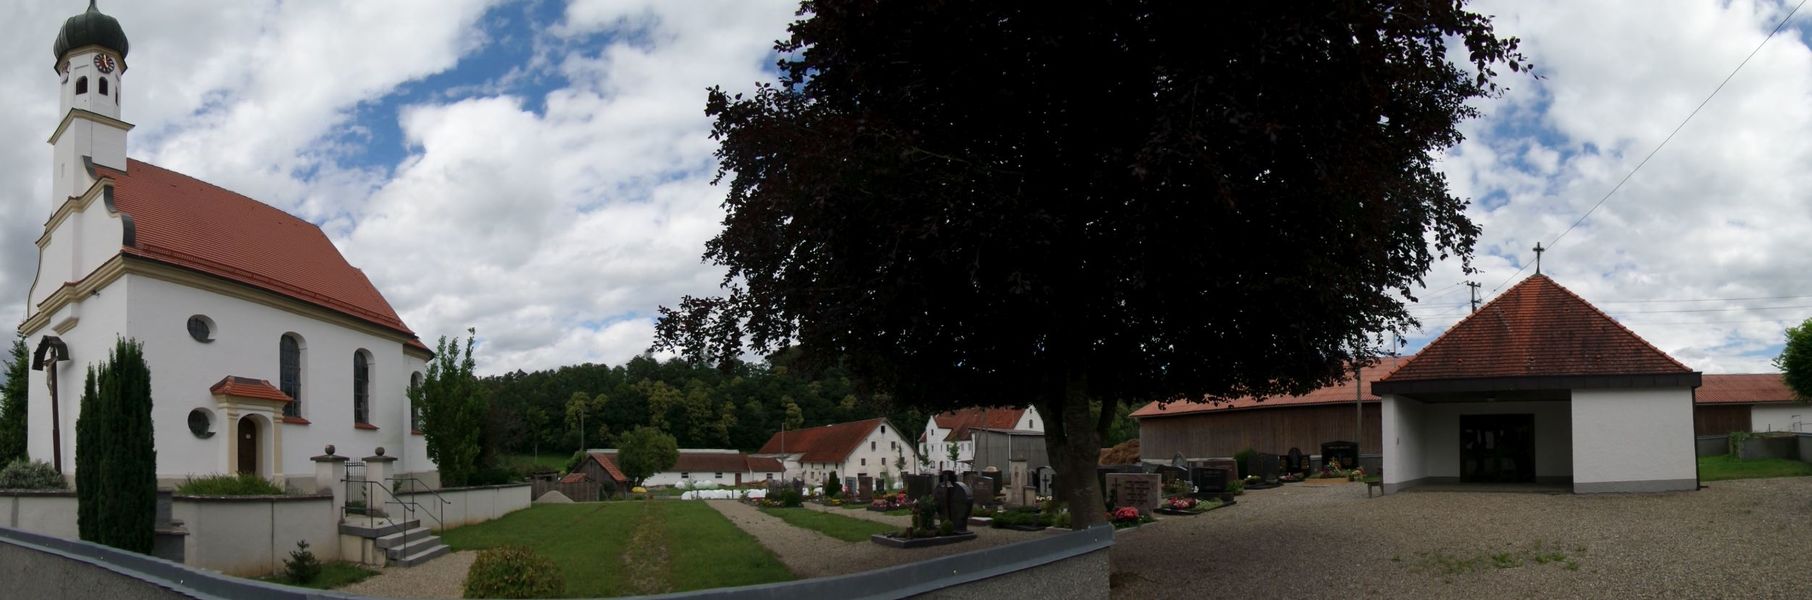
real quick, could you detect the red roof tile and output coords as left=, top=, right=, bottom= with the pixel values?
left=1380, top=275, right=1692, bottom=382
left=756, top=418, right=886, bottom=463
left=586, top=452, right=627, bottom=483
left=96, top=160, right=418, bottom=340
left=1696, top=373, right=1797, bottom=404
left=208, top=376, right=292, bottom=403
left=745, top=456, right=784, bottom=473
left=559, top=472, right=591, bottom=485
left=1131, top=356, right=1411, bottom=418
left=934, top=408, right=1025, bottom=441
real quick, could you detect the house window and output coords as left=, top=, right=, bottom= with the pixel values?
left=410, top=372, right=424, bottom=430
left=75, top=77, right=87, bottom=95
left=861, top=458, right=866, bottom=466
left=871, top=441, right=876, bottom=451
left=881, top=425, right=886, bottom=434
left=279, top=334, right=303, bottom=418
left=98, top=77, right=109, bottom=96
left=715, top=472, right=724, bottom=479
left=353, top=350, right=371, bottom=424
left=766, top=473, right=774, bottom=480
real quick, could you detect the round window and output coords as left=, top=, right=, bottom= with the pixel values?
left=188, top=408, right=215, bottom=438
left=187, top=315, right=214, bottom=342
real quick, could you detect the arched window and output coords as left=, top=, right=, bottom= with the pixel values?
left=410, top=372, right=424, bottom=431
left=98, top=77, right=108, bottom=96
left=279, top=334, right=302, bottom=417
left=75, top=76, right=88, bottom=95
left=353, top=351, right=371, bottom=425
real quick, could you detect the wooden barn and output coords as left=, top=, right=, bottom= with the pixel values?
left=1130, top=357, right=1407, bottom=463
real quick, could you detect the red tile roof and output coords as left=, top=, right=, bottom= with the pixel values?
left=1379, top=275, right=1692, bottom=382
left=934, top=407, right=1025, bottom=441
left=756, top=418, right=886, bottom=463
left=746, top=456, right=784, bottom=473
left=208, top=376, right=292, bottom=403
left=96, top=160, right=419, bottom=341
left=1130, top=356, right=1411, bottom=418
left=1696, top=374, right=1797, bottom=404
left=586, top=452, right=628, bottom=483
left=559, top=472, right=591, bottom=485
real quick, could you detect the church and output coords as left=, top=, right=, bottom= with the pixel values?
left=22, top=2, right=438, bottom=490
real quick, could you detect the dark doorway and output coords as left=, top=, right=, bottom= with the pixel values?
left=1459, top=414, right=1535, bottom=483
left=238, top=416, right=259, bottom=475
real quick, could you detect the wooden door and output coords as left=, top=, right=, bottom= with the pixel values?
left=238, top=416, right=258, bottom=474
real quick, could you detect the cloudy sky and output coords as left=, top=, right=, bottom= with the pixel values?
left=1, top=0, right=1809, bottom=376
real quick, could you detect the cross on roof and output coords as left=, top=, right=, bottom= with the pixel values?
left=1532, top=242, right=1546, bottom=275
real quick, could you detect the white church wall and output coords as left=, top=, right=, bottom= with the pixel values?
left=1570, top=387, right=1697, bottom=493
left=25, top=275, right=132, bottom=474
left=126, top=274, right=430, bottom=484
left=1418, top=400, right=1573, bottom=479
left=1750, top=404, right=1809, bottom=433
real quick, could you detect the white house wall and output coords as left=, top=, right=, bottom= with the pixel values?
left=1380, top=394, right=1424, bottom=493
left=24, top=272, right=131, bottom=475
left=838, top=421, right=916, bottom=484
left=1751, top=405, right=1810, bottom=433
left=1570, top=388, right=1696, bottom=493
left=124, top=274, right=430, bottom=485
left=1418, top=401, right=1573, bottom=480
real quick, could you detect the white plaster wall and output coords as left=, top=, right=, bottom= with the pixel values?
left=126, top=275, right=431, bottom=482
left=171, top=496, right=338, bottom=577
left=397, top=484, right=530, bottom=531
left=0, top=494, right=79, bottom=539
left=1381, top=394, right=1424, bottom=487
left=1418, top=401, right=1573, bottom=479
left=838, top=421, right=917, bottom=482
left=1751, top=405, right=1810, bottom=433
left=25, top=276, right=132, bottom=473
left=1571, top=388, right=1697, bottom=490
left=28, top=190, right=126, bottom=311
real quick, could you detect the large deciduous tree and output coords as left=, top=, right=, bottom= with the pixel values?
left=416, top=330, right=488, bottom=487
left=617, top=426, right=679, bottom=488
left=1776, top=319, right=1812, bottom=402
left=657, top=0, right=1525, bottom=528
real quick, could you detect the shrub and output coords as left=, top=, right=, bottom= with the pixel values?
left=76, top=338, right=157, bottom=554
left=825, top=471, right=842, bottom=498
left=463, top=546, right=564, bottom=599
left=1233, top=448, right=1256, bottom=479
left=283, top=540, right=323, bottom=584
left=176, top=473, right=284, bottom=496
left=778, top=489, right=803, bottom=507
left=0, top=459, right=65, bottom=490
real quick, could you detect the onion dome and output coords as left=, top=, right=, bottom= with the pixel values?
left=53, top=1, right=129, bottom=63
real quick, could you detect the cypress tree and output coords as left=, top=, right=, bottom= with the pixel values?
left=76, top=338, right=156, bottom=554
left=0, top=337, right=29, bottom=464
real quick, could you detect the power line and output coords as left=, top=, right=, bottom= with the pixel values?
left=1489, top=0, right=1809, bottom=294
left=1609, top=303, right=1812, bottom=315
left=1594, top=293, right=1812, bottom=304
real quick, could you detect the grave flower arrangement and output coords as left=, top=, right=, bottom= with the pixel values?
left=1108, top=506, right=1152, bottom=528
left=1165, top=496, right=1197, bottom=511
left=1346, top=466, right=1367, bottom=482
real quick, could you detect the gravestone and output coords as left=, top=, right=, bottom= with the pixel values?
left=971, top=476, right=996, bottom=508
left=857, top=475, right=874, bottom=502
left=766, top=480, right=785, bottom=498
left=1190, top=467, right=1227, bottom=499
left=1009, top=459, right=1029, bottom=503
left=1106, top=472, right=1162, bottom=515
left=1155, top=464, right=1188, bottom=483
left=1322, top=441, right=1360, bottom=471
left=792, top=478, right=805, bottom=497
left=1251, top=453, right=1280, bottom=484
left=961, top=471, right=979, bottom=492
left=1203, top=458, right=1238, bottom=484
left=905, top=474, right=934, bottom=501
left=1036, top=466, right=1056, bottom=497
left=935, top=472, right=972, bottom=532
left=1286, top=447, right=1307, bottom=474
left=845, top=476, right=858, bottom=498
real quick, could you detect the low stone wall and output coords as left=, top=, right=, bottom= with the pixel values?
left=0, top=490, right=78, bottom=540
left=1735, top=434, right=1801, bottom=461
left=1801, top=434, right=1812, bottom=462
left=171, top=493, right=338, bottom=577
left=1695, top=435, right=1728, bottom=458
left=394, top=483, right=531, bottom=531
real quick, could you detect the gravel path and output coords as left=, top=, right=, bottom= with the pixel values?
left=1110, top=478, right=1812, bottom=599
left=800, top=501, right=913, bottom=528
left=338, top=550, right=477, bottom=599
left=706, top=500, right=1046, bottom=579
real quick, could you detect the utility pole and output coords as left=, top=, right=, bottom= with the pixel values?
left=1467, top=281, right=1482, bottom=313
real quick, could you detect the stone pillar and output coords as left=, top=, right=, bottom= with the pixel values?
left=364, top=448, right=397, bottom=517
left=312, top=445, right=349, bottom=514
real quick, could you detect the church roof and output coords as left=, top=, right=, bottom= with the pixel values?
left=96, top=160, right=421, bottom=344
left=54, top=1, right=129, bottom=63
left=208, top=376, right=291, bottom=403
left=1377, top=275, right=1694, bottom=385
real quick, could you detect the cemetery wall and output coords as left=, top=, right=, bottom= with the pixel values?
left=1572, top=388, right=1697, bottom=493
left=1420, top=400, right=1573, bottom=480
left=0, top=491, right=78, bottom=539
left=1694, top=434, right=1728, bottom=458
left=395, top=482, right=531, bottom=530
left=1139, top=402, right=1380, bottom=460
left=170, top=493, right=338, bottom=577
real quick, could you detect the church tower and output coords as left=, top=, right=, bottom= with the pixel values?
left=49, top=0, right=131, bottom=203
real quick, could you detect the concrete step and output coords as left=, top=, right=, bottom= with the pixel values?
left=384, top=534, right=443, bottom=560
left=374, top=527, right=434, bottom=550
left=390, top=543, right=450, bottom=567
left=340, top=519, right=420, bottom=539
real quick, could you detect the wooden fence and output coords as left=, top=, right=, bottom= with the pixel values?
left=531, top=480, right=602, bottom=502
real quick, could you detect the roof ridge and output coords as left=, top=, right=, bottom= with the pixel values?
left=124, top=159, right=326, bottom=232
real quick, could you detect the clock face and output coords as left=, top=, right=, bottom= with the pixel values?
left=93, top=54, right=116, bottom=74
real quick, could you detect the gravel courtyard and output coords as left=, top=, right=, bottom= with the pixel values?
left=1110, top=477, right=1812, bottom=599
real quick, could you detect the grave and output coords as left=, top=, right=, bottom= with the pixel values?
left=1189, top=467, right=1227, bottom=499
left=971, top=476, right=996, bottom=509
left=857, top=475, right=874, bottom=503
left=844, top=476, right=858, bottom=499
left=1203, top=458, right=1238, bottom=484
left=1246, top=453, right=1281, bottom=489
left=1035, top=466, right=1056, bottom=497
left=936, top=472, right=973, bottom=532
left=1286, top=447, right=1307, bottom=475
left=1322, top=441, right=1360, bottom=471
left=1106, top=472, right=1162, bottom=515
left=905, top=473, right=935, bottom=500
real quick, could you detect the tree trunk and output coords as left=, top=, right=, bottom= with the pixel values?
left=1043, top=377, right=1106, bottom=529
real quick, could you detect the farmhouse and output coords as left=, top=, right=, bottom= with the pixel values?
left=1376, top=275, right=1701, bottom=494
left=920, top=406, right=1044, bottom=472
left=755, top=418, right=918, bottom=485
left=22, top=1, right=435, bottom=489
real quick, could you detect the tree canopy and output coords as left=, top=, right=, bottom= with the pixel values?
left=416, top=330, right=488, bottom=487
left=617, top=426, right=679, bottom=488
left=1776, top=319, right=1812, bottom=402
left=656, top=0, right=1526, bottom=528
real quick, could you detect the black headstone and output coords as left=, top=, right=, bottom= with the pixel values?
left=936, top=479, right=972, bottom=532
left=1036, top=466, right=1056, bottom=497
left=1286, top=447, right=1306, bottom=474
left=1252, top=453, right=1280, bottom=483
left=1321, top=441, right=1359, bottom=471
left=905, top=474, right=934, bottom=500
left=1190, top=467, right=1227, bottom=499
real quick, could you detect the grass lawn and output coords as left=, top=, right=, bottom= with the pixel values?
left=759, top=507, right=896, bottom=542
left=1699, top=454, right=1812, bottom=481
left=441, top=502, right=790, bottom=597
left=259, top=562, right=379, bottom=590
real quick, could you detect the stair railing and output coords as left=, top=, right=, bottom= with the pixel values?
left=340, top=475, right=450, bottom=567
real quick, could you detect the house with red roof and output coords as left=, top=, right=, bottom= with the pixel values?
left=1694, top=374, right=1806, bottom=435
left=1373, top=275, right=1702, bottom=494
left=755, top=418, right=919, bottom=488
left=583, top=449, right=783, bottom=489
left=919, top=407, right=1044, bottom=473
left=22, top=5, right=436, bottom=490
